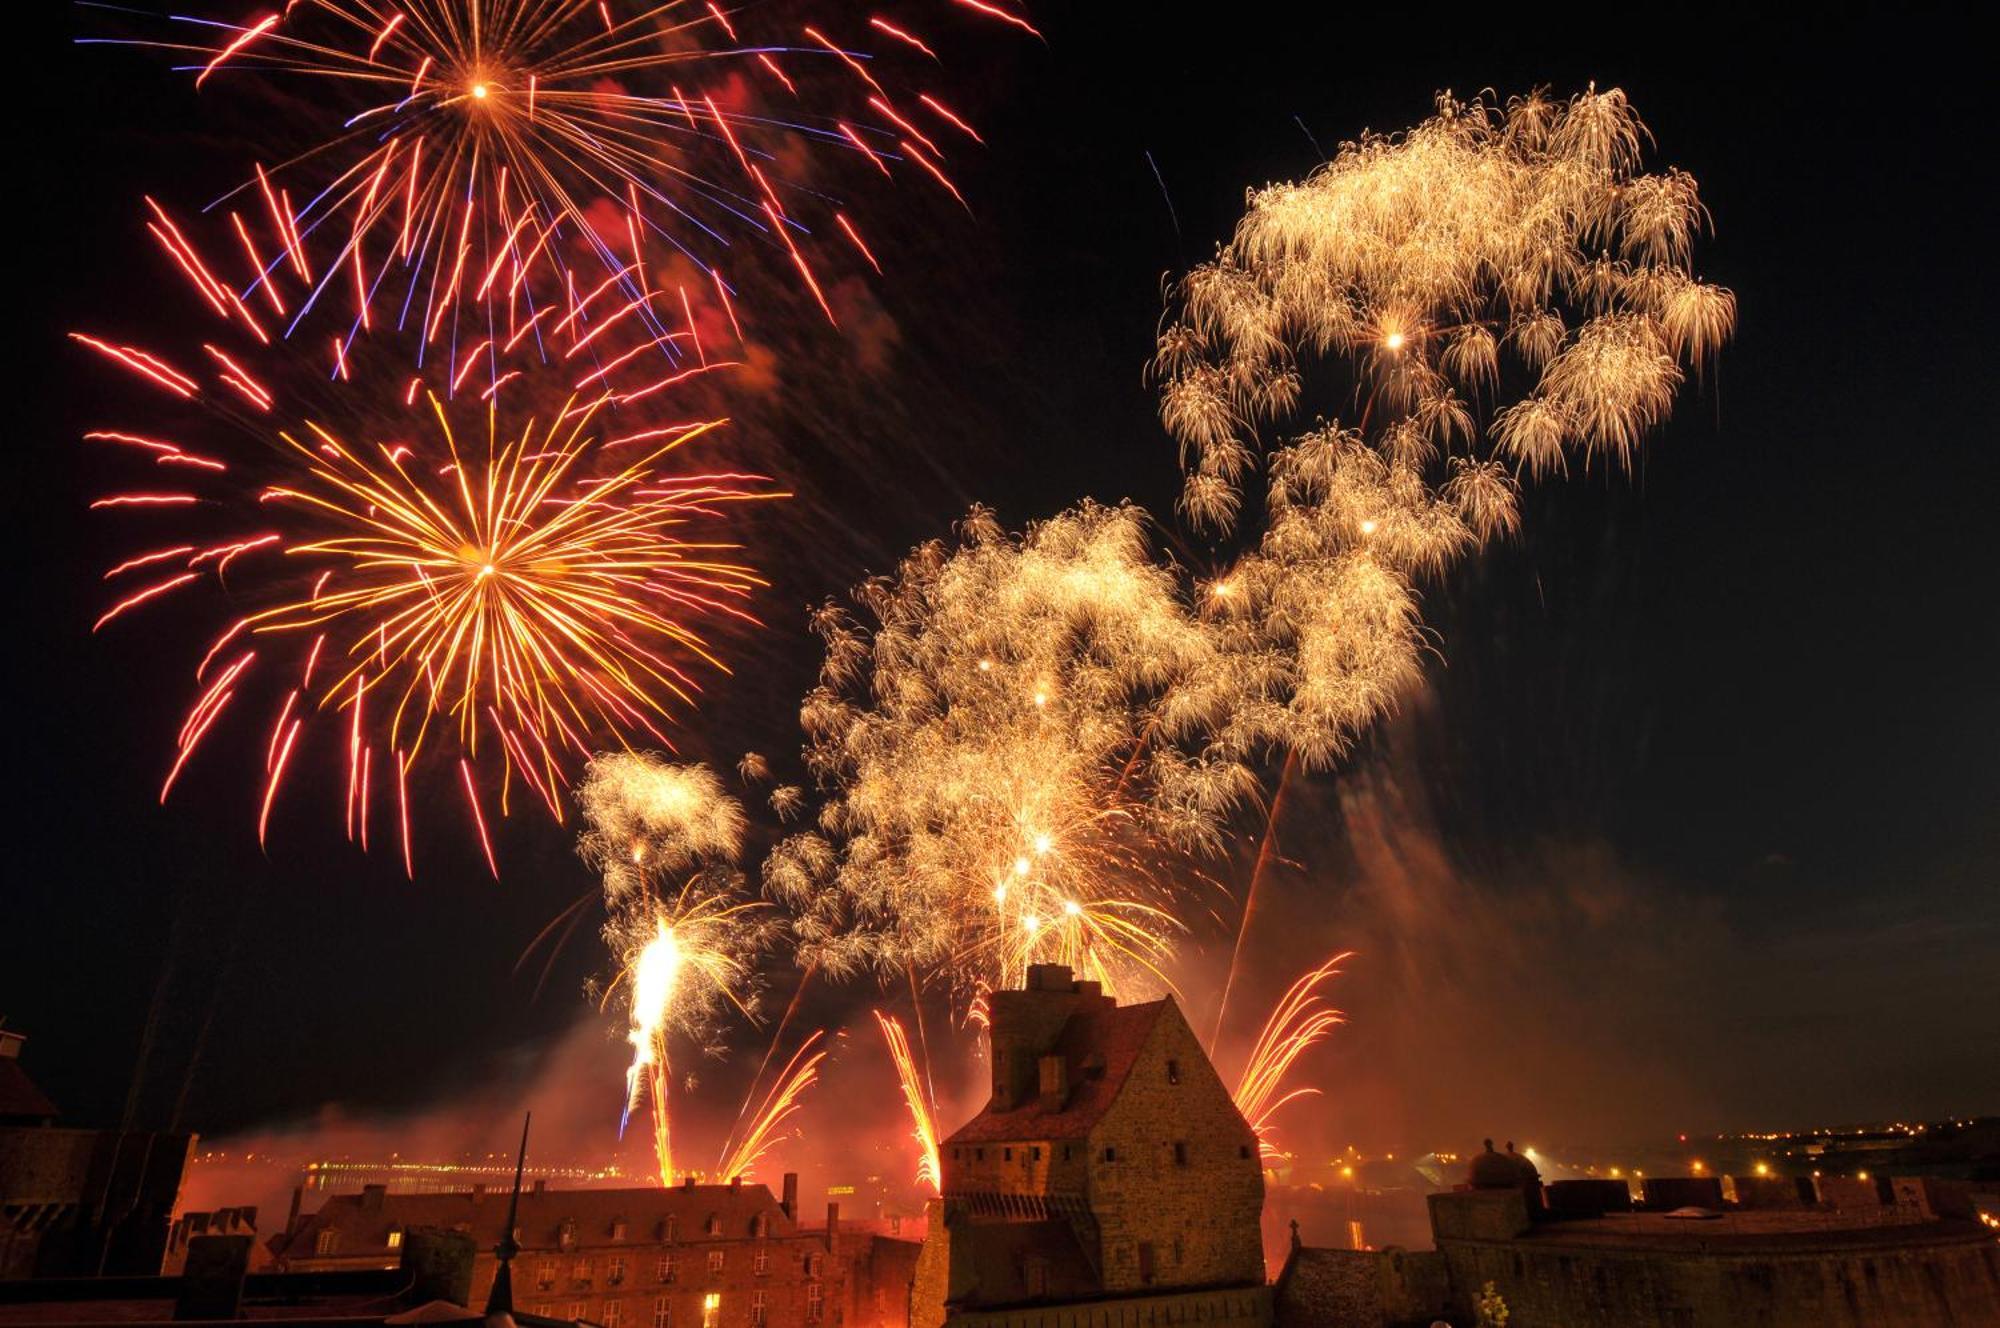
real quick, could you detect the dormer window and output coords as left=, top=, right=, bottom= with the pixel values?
left=704, top=1213, right=722, bottom=1237
left=611, top=1218, right=629, bottom=1241
left=557, top=1218, right=577, bottom=1251
left=751, top=1214, right=769, bottom=1238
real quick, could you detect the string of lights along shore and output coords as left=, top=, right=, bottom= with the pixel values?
left=24, top=4, right=1995, bottom=1325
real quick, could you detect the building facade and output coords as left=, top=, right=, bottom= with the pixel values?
left=270, top=1174, right=916, bottom=1328
left=914, top=964, right=1270, bottom=1326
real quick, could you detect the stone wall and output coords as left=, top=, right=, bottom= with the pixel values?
left=1084, top=1002, right=1263, bottom=1295
left=1428, top=1230, right=2000, bottom=1327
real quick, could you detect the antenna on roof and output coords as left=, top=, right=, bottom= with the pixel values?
left=485, top=1112, right=531, bottom=1316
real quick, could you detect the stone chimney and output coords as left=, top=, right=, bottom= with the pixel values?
left=986, top=964, right=1112, bottom=1111
left=1037, top=1054, right=1069, bottom=1111
left=781, top=1173, right=799, bottom=1222
left=532, top=1179, right=547, bottom=1195
left=825, top=1202, right=840, bottom=1255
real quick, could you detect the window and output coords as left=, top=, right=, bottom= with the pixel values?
left=664, top=1216, right=678, bottom=1243
left=1003, top=1147, right=1013, bottom=1162
left=751, top=1214, right=769, bottom=1238
left=805, top=1282, right=824, bottom=1324
left=651, top=1298, right=670, bottom=1328
left=567, top=1303, right=586, bottom=1322
left=538, top=1261, right=558, bottom=1292
left=1174, top=1141, right=1189, bottom=1167
left=1239, top=1144, right=1253, bottom=1160
left=751, top=1290, right=768, bottom=1326
left=975, top=1148, right=985, bottom=1161
left=1062, top=1145, right=1073, bottom=1162
left=533, top=1307, right=553, bottom=1319
left=609, top=1256, right=627, bottom=1286
left=1102, top=1146, right=1117, bottom=1162
left=611, top=1219, right=629, bottom=1242
left=706, top=1250, right=724, bottom=1274
left=559, top=1219, right=578, bottom=1251
left=386, top=1229, right=403, bottom=1250
left=1030, top=1146, right=1042, bottom=1162
left=313, top=1229, right=340, bottom=1256
left=574, top=1258, right=594, bottom=1287
left=1166, top=1058, right=1181, bottom=1085
left=1138, top=1242, right=1156, bottom=1285
left=701, top=1293, right=721, bottom=1328
left=704, top=1213, right=722, bottom=1237
left=1024, top=1255, right=1049, bottom=1298
left=603, top=1301, right=624, bottom=1328
left=656, top=1256, right=676, bottom=1284
left=804, top=1254, right=823, bottom=1279
left=753, top=1245, right=769, bottom=1276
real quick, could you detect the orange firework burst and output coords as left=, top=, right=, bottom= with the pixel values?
left=83, top=374, right=775, bottom=868
left=1231, top=953, right=1350, bottom=1162
left=96, top=0, right=1026, bottom=362
left=874, top=1010, right=941, bottom=1193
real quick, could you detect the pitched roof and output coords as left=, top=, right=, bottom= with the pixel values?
left=278, top=1183, right=796, bottom=1259
left=945, top=998, right=1168, bottom=1144
left=0, top=1054, right=59, bottom=1122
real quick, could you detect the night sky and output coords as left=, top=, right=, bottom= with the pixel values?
left=9, top=4, right=1995, bottom=1161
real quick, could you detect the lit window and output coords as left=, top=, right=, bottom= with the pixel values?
left=603, top=1301, right=623, bottom=1327
left=656, top=1256, right=676, bottom=1284
left=314, top=1229, right=340, bottom=1256
left=751, top=1290, right=768, bottom=1326
left=386, top=1230, right=404, bottom=1250
left=574, top=1258, right=594, bottom=1286
left=805, top=1282, right=824, bottom=1324
left=753, top=1246, right=769, bottom=1276
left=609, top=1257, right=627, bottom=1285
left=651, top=1298, right=670, bottom=1328
left=702, top=1293, right=721, bottom=1328
left=567, top=1303, right=586, bottom=1321
left=706, top=1250, right=724, bottom=1274
left=538, top=1261, right=558, bottom=1291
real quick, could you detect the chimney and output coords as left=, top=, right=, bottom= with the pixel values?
left=781, top=1173, right=798, bottom=1222
left=472, top=1183, right=489, bottom=1204
left=731, top=1176, right=742, bottom=1191
left=824, top=1202, right=840, bottom=1255
left=361, top=1184, right=388, bottom=1212
left=682, top=1176, right=696, bottom=1191
left=532, top=1179, right=547, bottom=1195
left=1037, top=1054, right=1068, bottom=1111
left=285, top=1186, right=304, bottom=1235
left=986, top=964, right=1110, bottom=1111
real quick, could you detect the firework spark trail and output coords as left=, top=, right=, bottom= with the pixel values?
left=714, top=1030, right=827, bottom=1182
left=95, top=0, right=1028, bottom=364
left=580, top=754, right=774, bottom=1186
left=763, top=503, right=1252, bottom=1007
left=1232, top=953, right=1349, bottom=1162
left=874, top=1010, right=941, bottom=1193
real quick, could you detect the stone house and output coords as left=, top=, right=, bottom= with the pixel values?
left=913, top=964, right=1270, bottom=1326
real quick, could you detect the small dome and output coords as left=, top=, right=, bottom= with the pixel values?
left=1466, top=1139, right=1519, bottom=1189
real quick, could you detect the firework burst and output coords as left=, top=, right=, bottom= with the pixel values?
left=763, top=502, right=1256, bottom=1004
left=874, top=1010, right=941, bottom=1193
left=1231, top=954, right=1349, bottom=1162
left=1156, top=86, right=1734, bottom=769
left=96, top=0, right=1024, bottom=369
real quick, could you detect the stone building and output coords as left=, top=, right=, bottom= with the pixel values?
left=912, top=964, right=1271, bottom=1326
left=1273, top=1140, right=2000, bottom=1326
left=269, top=1173, right=918, bottom=1327
left=0, top=1028, right=194, bottom=1278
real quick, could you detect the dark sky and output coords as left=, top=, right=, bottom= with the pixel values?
left=8, top=4, right=1996, bottom=1158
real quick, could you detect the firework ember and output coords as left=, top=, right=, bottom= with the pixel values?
left=714, top=1030, right=828, bottom=1183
